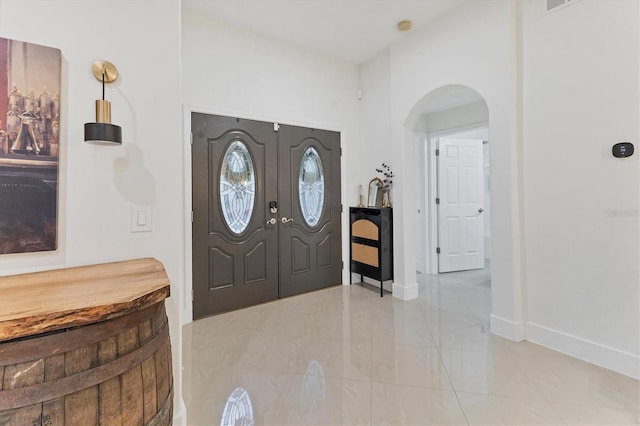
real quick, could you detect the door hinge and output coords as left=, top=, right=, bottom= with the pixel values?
left=341, top=261, right=344, bottom=270
left=341, top=204, right=343, bottom=213
left=274, top=122, right=280, bottom=132
left=192, top=289, right=194, bottom=301
left=436, top=247, right=441, bottom=254
left=190, top=132, right=193, bottom=145
left=436, top=198, right=440, bottom=205
left=340, top=147, right=343, bottom=156
left=191, top=211, right=194, bottom=223
left=435, top=149, right=440, bottom=156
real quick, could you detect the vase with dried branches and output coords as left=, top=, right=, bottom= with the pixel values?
left=375, top=163, right=394, bottom=207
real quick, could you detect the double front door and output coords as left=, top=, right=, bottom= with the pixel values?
left=192, top=113, right=342, bottom=319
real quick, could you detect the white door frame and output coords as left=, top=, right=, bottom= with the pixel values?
left=415, top=131, right=428, bottom=274
left=420, top=122, right=489, bottom=275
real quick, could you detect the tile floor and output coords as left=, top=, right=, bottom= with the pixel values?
left=182, top=268, right=640, bottom=425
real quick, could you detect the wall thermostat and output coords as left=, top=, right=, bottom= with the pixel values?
left=612, top=142, right=634, bottom=158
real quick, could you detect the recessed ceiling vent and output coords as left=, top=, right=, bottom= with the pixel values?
left=547, top=0, right=580, bottom=13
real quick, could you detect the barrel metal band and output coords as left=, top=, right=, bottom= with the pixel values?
left=148, top=386, right=174, bottom=426
left=0, top=320, right=170, bottom=411
left=0, top=303, right=165, bottom=366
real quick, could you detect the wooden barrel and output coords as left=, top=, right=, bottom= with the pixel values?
left=0, top=302, right=172, bottom=425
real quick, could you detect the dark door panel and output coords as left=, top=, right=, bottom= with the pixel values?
left=192, top=113, right=278, bottom=319
left=278, top=126, right=342, bottom=297
left=192, top=115, right=342, bottom=317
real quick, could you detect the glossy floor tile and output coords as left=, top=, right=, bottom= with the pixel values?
left=457, top=392, right=566, bottom=425
left=440, top=349, right=543, bottom=399
left=371, top=384, right=467, bottom=425
left=183, top=267, right=640, bottom=425
left=274, top=376, right=371, bottom=425
left=371, top=343, right=452, bottom=389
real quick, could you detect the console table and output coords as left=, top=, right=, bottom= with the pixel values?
left=349, top=207, right=393, bottom=296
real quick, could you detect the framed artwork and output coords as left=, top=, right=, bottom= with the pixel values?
left=0, top=37, right=61, bottom=254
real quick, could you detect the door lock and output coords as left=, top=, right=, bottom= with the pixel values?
left=269, top=201, right=278, bottom=214
left=478, top=208, right=484, bottom=213
left=266, top=218, right=276, bottom=225
left=281, top=217, right=294, bottom=224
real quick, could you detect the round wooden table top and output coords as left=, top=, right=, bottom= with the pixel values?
left=0, top=258, right=170, bottom=342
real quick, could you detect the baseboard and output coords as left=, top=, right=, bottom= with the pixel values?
left=490, top=314, right=525, bottom=341
left=173, top=396, right=187, bottom=426
left=392, top=282, right=419, bottom=300
left=526, top=321, right=640, bottom=379
left=349, top=276, right=418, bottom=300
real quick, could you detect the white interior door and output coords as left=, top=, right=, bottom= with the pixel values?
left=437, top=138, right=484, bottom=272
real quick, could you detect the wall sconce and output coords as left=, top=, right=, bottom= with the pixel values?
left=84, top=60, right=122, bottom=145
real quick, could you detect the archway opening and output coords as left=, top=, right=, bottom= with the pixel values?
left=402, top=84, right=492, bottom=313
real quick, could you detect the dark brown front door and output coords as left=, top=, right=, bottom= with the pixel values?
left=192, top=114, right=342, bottom=319
left=278, top=126, right=342, bottom=297
left=192, top=114, right=278, bottom=318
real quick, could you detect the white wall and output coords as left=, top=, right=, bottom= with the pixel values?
left=360, top=0, right=639, bottom=378
left=415, top=131, right=428, bottom=274
left=522, top=0, right=639, bottom=378
left=353, top=48, right=396, bottom=285
left=0, top=0, right=186, bottom=419
left=181, top=11, right=360, bottom=321
left=483, top=141, right=491, bottom=261
left=358, top=48, right=392, bottom=202
left=419, top=101, right=489, bottom=134
left=381, top=1, right=526, bottom=321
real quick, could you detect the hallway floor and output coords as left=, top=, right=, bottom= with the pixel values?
left=182, top=269, right=640, bottom=425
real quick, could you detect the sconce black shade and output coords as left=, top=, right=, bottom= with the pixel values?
left=84, top=122, right=122, bottom=145
left=85, top=61, right=122, bottom=145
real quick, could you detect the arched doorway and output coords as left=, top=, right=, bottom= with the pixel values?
left=390, top=79, right=525, bottom=343
left=404, top=85, right=490, bottom=276
left=394, top=84, right=495, bottom=319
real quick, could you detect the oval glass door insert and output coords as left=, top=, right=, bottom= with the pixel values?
left=220, top=140, right=255, bottom=234
left=299, top=147, right=325, bottom=227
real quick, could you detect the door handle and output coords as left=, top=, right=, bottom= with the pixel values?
left=281, top=217, right=294, bottom=224
left=266, top=218, right=276, bottom=225
left=478, top=208, right=484, bottom=213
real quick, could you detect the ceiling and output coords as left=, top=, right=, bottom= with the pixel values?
left=182, top=0, right=467, bottom=65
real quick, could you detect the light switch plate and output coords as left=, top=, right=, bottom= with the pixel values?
left=131, top=206, right=152, bottom=232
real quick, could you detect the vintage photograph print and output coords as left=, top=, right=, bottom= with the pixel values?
left=0, top=37, right=61, bottom=254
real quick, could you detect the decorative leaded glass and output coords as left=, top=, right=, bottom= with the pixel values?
left=220, top=387, right=254, bottom=426
left=220, top=140, right=255, bottom=234
left=299, top=147, right=324, bottom=227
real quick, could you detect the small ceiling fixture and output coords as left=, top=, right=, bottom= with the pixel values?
left=397, top=20, right=412, bottom=32
left=84, top=60, right=122, bottom=145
